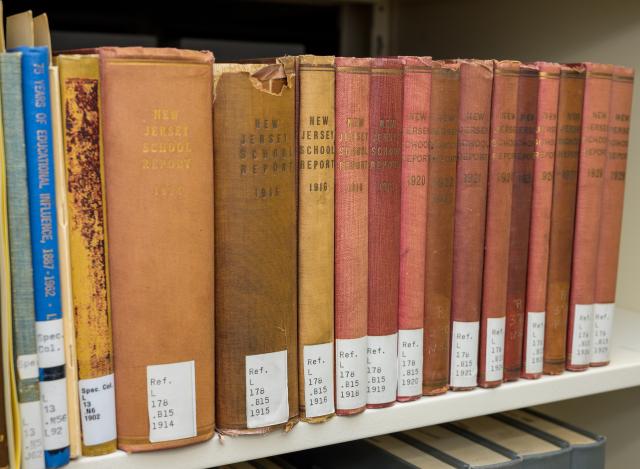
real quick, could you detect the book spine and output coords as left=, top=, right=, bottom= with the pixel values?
left=449, top=60, right=493, bottom=391
left=58, top=55, right=117, bottom=454
left=367, top=57, right=403, bottom=409
left=296, top=55, right=335, bottom=422
left=522, top=63, right=560, bottom=379
left=214, top=58, right=297, bottom=434
left=592, top=66, right=634, bottom=366
left=479, top=60, right=519, bottom=388
left=334, top=57, right=370, bottom=415
left=543, top=66, right=585, bottom=375
left=19, top=46, right=70, bottom=468
left=0, top=51, right=46, bottom=469
left=503, top=65, right=538, bottom=381
left=567, top=63, right=613, bottom=371
left=100, top=47, right=215, bottom=450
left=49, top=64, right=82, bottom=460
left=423, top=61, right=459, bottom=396
left=397, top=56, right=431, bottom=402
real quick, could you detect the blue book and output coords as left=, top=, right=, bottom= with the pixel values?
left=15, top=45, right=70, bottom=468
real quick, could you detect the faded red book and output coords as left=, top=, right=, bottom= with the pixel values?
left=503, top=65, right=538, bottom=381
left=567, top=63, right=613, bottom=371
left=592, top=66, right=634, bottom=366
left=397, top=56, right=431, bottom=402
left=479, top=60, right=520, bottom=388
left=449, top=59, right=493, bottom=391
left=423, top=61, right=460, bottom=396
left=521, top=62, right=561, bottom=379
left=334, top=57, right=370, bottom=416
left=367, top=57, right=403, bottom=408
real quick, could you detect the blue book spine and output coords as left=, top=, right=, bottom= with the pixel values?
left=17, top=46, right=70, bottom=468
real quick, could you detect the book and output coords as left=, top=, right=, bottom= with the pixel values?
left=397, top=56, right=431, bottom=402
left=423, top=61, right=459, bottom=396
left=0, top=46, right=45, bottom=469
left=367, top=57, right=403, bottom=408
left=398, top=425, right=521, bottom=468
left=522, top=63, right=561, bottom=379
left=479, top=60, right=519, bottom=388
left=296, top=55, right=335, bottom=422
left=18, top=44, right=70, bottom=468
left=567, top=63, right=613, bottom=371
left=592, top=66, right=635, bottom=366
left=449, top=59, right=493, bottom=391
left=57, top=54, right=117, bottom=455
left=214, top=58, right=298, bottom=434
left=100, top=47, right=215, bottom=451
left=503, top=64, right=538, bottom=381
left=543, top=65, right=585, bottom=375
left=334, top=57, right=370, bottom=416
left=33, top=13, right=83, bottom=458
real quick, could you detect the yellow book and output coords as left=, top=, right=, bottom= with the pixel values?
left=58, top=54, right=117, bottom=456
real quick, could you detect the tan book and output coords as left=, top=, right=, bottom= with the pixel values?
left=214, top=59, right=298, bottom=434
left=100, top=47, right=215, bottom=452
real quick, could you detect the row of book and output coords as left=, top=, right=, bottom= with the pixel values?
left=224, top=409, right=605, bottom=469
left=0, top=5, right=633, bottom=469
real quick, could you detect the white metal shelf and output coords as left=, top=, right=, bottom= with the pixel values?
left=70, top=307, right=640, bottom=469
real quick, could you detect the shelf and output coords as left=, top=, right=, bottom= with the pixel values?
left=70, top=308, right=640, bottom=468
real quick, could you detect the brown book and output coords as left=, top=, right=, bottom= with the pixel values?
left=592, top=66, right=634, bottom=366
left=567, top=63, right=613, bottom=371
left=397, top=56, right=431, bottom=401
left=503, top=65, right=538, bottom=381
left=334, top=57, right=370, bottom=415
left=423, top=61, right=460, bottom=396
left=99, top=47, right=215, bottom=451
left=449, top=59, right=493, bottom=391
left=214, top=59, right=298, bottom=434
left=543, top=65, right=585, bottom=375
left=521, top=63, right=561, bottom=379
left=479, top=60, right=520, bottom=388
left=296, top=55, right=335, bottom=422
left=367, top=57, right=403, bottom=408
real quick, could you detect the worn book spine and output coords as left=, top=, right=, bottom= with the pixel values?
left=567, top=63, right=613, bottom=371
left=334, top=57, right=370, bottom=415
left=503, top=65, right=538, bottom=381
left=479, top=60, right=519, bottom=388
left=100, top=47, right=215, bottom=451
left=214, top=58, right=297, bottom=434
left=0, top=50, right=46, bottom=469
left=58, top=54, right=117, bottom=455
left=544, top=65, right=585, bottom=375
left=423, top=61, right=459, bottom=396
left=449, top=59, right=493, bottom=391
left=296, top=55, right=335, bottom=422
left=397, top=56, right=431, bottom=402
left=49, top=62, right=83, bottom=460
left=592, top=66, right=634, bottom=366
left=19, top=46, right=70, bottom=468
left=367, top=57, right=403, bottom=408
left=522, top=63, right=560, bottom=379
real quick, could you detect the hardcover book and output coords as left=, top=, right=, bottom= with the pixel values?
left=214, top=58, right=298, bottom=434
left=100, top=47, right=215, bottom=451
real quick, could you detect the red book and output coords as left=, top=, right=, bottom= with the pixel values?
left=503, top=65, right=538, bottom=381
left=334, top=57, right=370, bottom=415
left=521, top=63, right=561, bottom=379
left=479, top=60, right=520, bottom=388
left=592, top=66, right=634, bottom=366
left=566, top=63, right=613, bottom=371
left=397, top=56, right=431, bottom=402
left=367, top=57, right=403, bottom=408
left=423, top=61, right=460, bottom=396
left=449, top=59, right=493, bottom=391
